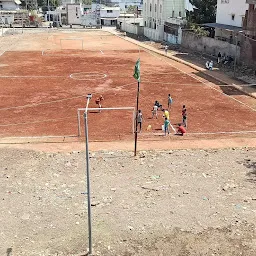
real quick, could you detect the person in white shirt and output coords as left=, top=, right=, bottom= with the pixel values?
left=152, top=105, right=158, bottom=119
left=209, top=60, right=213, bottom=71
left=164, top=45, right=168, bottom=55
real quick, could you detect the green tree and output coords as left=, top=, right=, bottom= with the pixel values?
left=187, top=0, right=217, bottom=24
left=127, top=5, right=137, bottom=14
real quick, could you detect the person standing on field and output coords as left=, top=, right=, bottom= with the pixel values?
left=152, top=105, right=158, bottom=119
left=182, top=105, right=187, bottom=128
left=137, top=110, right=143, bottom=133
left=95, top=95, right=104, bottom=112
left=218, top=52, right=221, bottom=64
left=168, top=94, right=173, bottom=110
left=164, top=117, right=170, bottom=136
left=162, top=109, right=170, bottom=120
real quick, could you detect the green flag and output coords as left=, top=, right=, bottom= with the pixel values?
left=133, top=59, right=140, bottom=82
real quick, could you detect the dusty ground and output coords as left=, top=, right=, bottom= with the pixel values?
left=1, top=146, right=256, bottom=256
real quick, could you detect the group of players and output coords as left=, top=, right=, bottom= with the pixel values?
left=138, top=94, right=187, bottom=136
left=94, top=94, right=187, bottom=136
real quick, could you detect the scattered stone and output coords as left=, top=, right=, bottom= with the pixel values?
left=183, top=191, right=189, bottom=195
left=128, top=226, right=134, bottom=230
left=110, top=188, right=116, bottom=192
left=141, top=185, right=160, bottom=191
left=91, top=201, right=100, bottom=206
left=21, top=213, right=30, bottom=220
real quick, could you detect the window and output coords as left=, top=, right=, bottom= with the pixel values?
left=160, top=5, right=162, bottom=13
left=179, top=11, right=181, bottom=17
left=107, top=10, right=113, bottom=13
left=172, top=10, right=174, bottom=18
left=221, top=0, right=229, bottom=3
left=231, top=14, right=235, bottom=20
left=154, top=23, right=156, bottom=29
left=144, top=21, right=146, bottom=26
left=150, top=4, right=152, bottom=12
left=155, top=4, right=156, bottom=12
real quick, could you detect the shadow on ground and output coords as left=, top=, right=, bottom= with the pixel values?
left=241, top=159, right=256, bottom=183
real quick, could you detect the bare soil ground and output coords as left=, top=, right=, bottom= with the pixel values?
left=0, top=29, right=255, bottom=141
left=1, top=147, right=256, bottom=256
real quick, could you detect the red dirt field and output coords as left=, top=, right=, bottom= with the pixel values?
left=0, top=31, right=255, bottom=141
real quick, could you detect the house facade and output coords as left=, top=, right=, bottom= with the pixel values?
left=100, top=6, right=120, bottom=26
left=216, top=0, right=247, bottom=28
left=143, top=0, right=185, bottom=41
left=214, top=0, right=248, bottom=40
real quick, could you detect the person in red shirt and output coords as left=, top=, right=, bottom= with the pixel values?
left=176, top=124, right=186, bottom=136
left=95, top=95, right=104, bottom=112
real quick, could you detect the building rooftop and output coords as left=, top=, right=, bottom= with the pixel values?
left=101, top=6, right=120, bottom=11
left=203, top=23, right=243, bottom=31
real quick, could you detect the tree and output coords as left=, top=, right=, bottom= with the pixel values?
left=187, top=0, right=217, bottom=24
left=127, top=5, right=137, bottom=14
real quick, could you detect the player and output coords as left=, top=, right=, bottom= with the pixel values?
left=164, top=45, right=168, bottom=55
left=176, top=124, right=186, bottom=136
left=95, top=95, right=104, bottom=112
left=182, top=105, right=187, bottom=128
left=152, top=105, right=158, bottom=119
left=168, top=94, right=173, bottom=110
left=137, top=110, right=143, bottom=132
left=162, top=109, right=170, bottom=120
left=163, top=117, right=170, bottom=136
left=154, top=100, right=162, bottom=110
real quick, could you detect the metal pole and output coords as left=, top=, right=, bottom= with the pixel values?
left=84, top=96, right=92, bottom=255
left=77, top=110, right=81, bottom=136
left=134, top=81, right=140, bottom=156
left=234, top=35, right=238, bottom=78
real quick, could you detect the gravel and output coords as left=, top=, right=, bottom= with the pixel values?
left=0, top=147, right=255, bottom=255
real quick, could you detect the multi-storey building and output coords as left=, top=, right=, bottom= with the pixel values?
left=142, top=0, right=185, bottom=41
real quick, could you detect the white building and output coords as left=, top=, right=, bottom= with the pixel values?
left=203, top=0, right=248, bottom=41
left=0, top=0, right=21, bottom=11
left=67, top=3, right=83, bottom=25
left=143, top=0, right=185, bottom=41
left=100, top=6, right=120, bottom=26
left=216, top=0, right=248, bottom=28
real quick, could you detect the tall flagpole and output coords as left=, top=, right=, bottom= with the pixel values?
left=134, top=81, right=140, bottom=156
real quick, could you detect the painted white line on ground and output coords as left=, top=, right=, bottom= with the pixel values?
left=0, top=116, right=75, bottom=127
left=0, top=81, right=137, bottom=111
left=189, top=130, right=256, bottom=135
left=0, top=75, right=66, bottom=78
left=100, top=50, right=104, bottom=54
left=142, top=130, right=256, bottom=136
left=144, top=49, right=256, bottom=112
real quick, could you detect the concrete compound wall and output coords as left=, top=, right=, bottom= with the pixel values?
left=144, top=26, right=164, bottom=41
left=181, top=31, right=240, bottom=60
left=240, top=36, right=256, bottom=67
left=121, top=22, right=144, bottom=36
left=164, top=27, right=182, bottom=44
